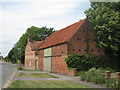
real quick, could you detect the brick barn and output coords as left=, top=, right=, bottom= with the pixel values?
left=25, top=18, right=104, bottom=75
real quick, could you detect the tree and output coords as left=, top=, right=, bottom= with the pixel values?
left=85, top=2, right=120, bottom=56
left=8, top=26, right=55, bottom=64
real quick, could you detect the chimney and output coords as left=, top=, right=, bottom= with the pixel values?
left=28, top=36, right=32, bottom=43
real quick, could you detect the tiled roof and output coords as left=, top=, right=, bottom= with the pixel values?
left=30, top=41, right=43, bottom=50
left=39, top=19, right=86, bottom=49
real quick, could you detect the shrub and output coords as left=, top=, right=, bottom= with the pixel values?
left=65, top=54, right=110, bottom=71
left=80, top=73, right=86, bottom=81
left=80, top=68, right=96, bottom=82
left=65, top=54, right=97, bottom=71
left=17, top=64, right=23, bottom=70
left=80, top=68, right=120, bottom=89
left=76, top=71, right=84, bottom=76
left=93, top=75, right=105, bottom=84
left=80, top=68, right=104, bottom=83
left=105, top=78, right=120, bottom=88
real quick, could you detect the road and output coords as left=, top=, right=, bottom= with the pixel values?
left=0, top=62, right=16, bottom=89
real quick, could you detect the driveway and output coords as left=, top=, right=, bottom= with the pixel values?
left=0, top=62, right=16, bottom=89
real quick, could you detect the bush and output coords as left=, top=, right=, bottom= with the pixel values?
left=80, top=68, right=120, bottom=89
left=65, top=54, right=116, bottom=71
left=65, top=54, right=96, bottom=71
left=76, top=71, right=84, bottom=76
left=105, top=78, right=120, bottom=88
left=93, top=75, right=105, bottom=84
left=80, top=68, right=96, bottom=82
left=17, top=64, right=24, bottom=70
left=80, top=68, right=105, bottom=83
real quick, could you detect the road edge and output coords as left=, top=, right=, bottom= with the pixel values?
left=3, top=65, right=17, bottom=88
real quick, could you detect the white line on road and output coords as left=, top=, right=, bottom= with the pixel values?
left=3, top=67, right=17, bottom=88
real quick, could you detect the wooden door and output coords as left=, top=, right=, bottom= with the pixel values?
left=43, top=57, right=52, bottom=72
left=35, top=60, right=39, bottom=70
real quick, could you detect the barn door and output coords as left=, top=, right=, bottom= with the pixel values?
left=43, top=48, right=52, bottom=72
left=35, top=60, right=39, bottom=70
left=43, top=57, right=52, bottom=72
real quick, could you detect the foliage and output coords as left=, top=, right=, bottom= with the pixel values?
left=105, top=78, right=120, bottom=88
left=8, top=26, right=55, bottom=63
left=17, top=64, right=24, bottom=70
left=65, top=54, right=94, bottom=71
left=65, top=54, right=114, bottom=71
left=84, top=2, right=120, bottom=56
left=76, top=71, right=84, bottom=76
left=93, top=75, right=105, bottom=84
left=80, top=68, right=120, bottom=89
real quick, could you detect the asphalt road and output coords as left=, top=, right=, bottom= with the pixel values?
left=0, top=62, right=16, bottom=89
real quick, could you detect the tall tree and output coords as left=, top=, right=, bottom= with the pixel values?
left=8, top=26, right=55, bottom=63
left=85, top=2, right=120, bottom=56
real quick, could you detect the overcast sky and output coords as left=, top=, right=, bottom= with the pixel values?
left=0, top=0, right=90, bottom=57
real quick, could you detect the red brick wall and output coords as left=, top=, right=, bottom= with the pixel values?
left=25, top=51, right=35, bottom=69
left=51, top=44, right=69, bottom=74
left=38, top=50, right=44, bottom=70
left=25, top=44, right=36, bottom=69
left=68, top=19, right=104, bottom=56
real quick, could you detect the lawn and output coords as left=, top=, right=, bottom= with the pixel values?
left=8, top=80, right=92, bottom=88
left=15, top=73, right=58, bottom=78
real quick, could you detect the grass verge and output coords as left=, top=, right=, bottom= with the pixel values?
left=8, top=80, right=92, bottom=88
left=15, top=73, right=58, bottom=78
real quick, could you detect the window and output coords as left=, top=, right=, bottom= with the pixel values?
left=73, top=49, right=75, bottom=51
left=77, top=38, right=80, bottom=40
left=62, top=51, right=63, bottom=53
left=79, top=49, right=81, bottom=52
left=83, top=29, right=85, bottom=32
left=85, top=49, right=87, bottom=52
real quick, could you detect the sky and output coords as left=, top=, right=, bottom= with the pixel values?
left=0, top=0, right=91, bottom=57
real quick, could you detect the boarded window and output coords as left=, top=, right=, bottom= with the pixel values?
left=44, top=48, right=52, bottom=56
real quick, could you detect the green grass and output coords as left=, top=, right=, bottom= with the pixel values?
left=8, top=80, right=92, bottom=88
left=15, top=73, right=58, bottom=78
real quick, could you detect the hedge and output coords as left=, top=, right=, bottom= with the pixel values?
left=65, top=54, right=116, bottom=71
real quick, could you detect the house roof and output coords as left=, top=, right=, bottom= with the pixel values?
left=30, top=41, right=43, bottom=50
left=39, top=19, right=86, bottom=49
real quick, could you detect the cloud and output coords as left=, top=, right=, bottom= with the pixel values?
left=0, top=0, right=90, bottom=56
